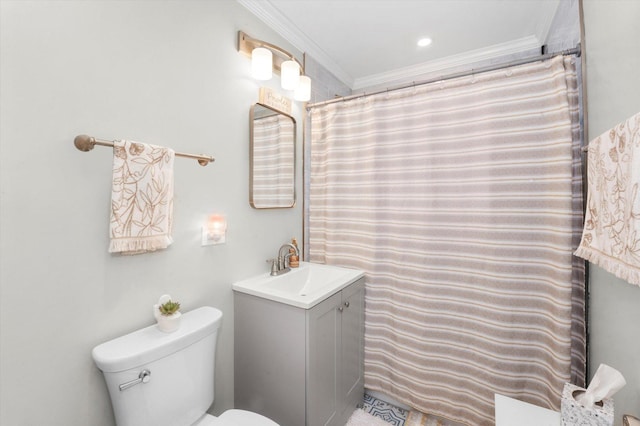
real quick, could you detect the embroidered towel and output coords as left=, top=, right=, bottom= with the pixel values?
left=109, top=140, right=175, bottom=255
left=575, top=111, right=640, bottom=286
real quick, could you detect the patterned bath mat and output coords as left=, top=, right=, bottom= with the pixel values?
left=362, top=393, right=408, bottom=426
left=346, top=409, right=395, bottom=426
left=361, top=393, right=465, bottom=426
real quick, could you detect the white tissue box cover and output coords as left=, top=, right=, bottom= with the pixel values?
left=561, top=383, right=614, bottom=426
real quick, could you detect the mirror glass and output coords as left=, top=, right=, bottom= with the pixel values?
left=250, top=103, right=296, bottom=208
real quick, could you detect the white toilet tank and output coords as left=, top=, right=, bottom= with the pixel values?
left=92, top=307, right=223, bottom=426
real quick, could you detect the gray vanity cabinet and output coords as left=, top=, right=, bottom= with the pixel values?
left=234, top=277, right=365, bottom=426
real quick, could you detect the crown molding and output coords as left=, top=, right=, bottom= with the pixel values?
left=237, top=0, right=354, bottom=87
left=352, top=35, right=542, bottom=91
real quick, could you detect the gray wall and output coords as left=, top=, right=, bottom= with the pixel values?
left=305, top=54, right=352, bottom=104
left=583, top=0, right=640, bottom=421
left=0, top=2, right=303, bottom=425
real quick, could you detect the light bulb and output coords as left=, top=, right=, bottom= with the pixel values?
left=281, top=60, right=300, bottom=90
left=252, top=48, right=272, bottom=80
left=294, top=75, right=311, bottom=102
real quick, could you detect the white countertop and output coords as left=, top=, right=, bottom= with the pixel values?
left=232, top=261, right=364, bottom=309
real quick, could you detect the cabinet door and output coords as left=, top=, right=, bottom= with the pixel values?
left=234, top=293, right=307, bottom=426
left=339, top=278, right=365, bottom=422
left=307, top=292, right=342, bottom=426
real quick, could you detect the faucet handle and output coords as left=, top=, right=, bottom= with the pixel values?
left=266, top=258, right=278, bottom=275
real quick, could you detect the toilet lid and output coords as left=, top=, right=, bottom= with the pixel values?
left=217, top=409, right=279, bottom=426
left=194, top=410, right=279, bottom=426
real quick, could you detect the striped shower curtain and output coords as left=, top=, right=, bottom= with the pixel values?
left=307, top=56, right=584, bottom=425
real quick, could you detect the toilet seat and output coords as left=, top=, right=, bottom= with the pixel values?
left=193, top=410, right=279, bottom=426
left=218, top=410, right=279, bottom=426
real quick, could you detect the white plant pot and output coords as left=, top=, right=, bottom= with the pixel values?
left=153, top=304, right=182, bottom=333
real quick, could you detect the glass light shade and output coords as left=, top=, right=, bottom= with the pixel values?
left=294, top=75, right=311, bottom=102
left=252, top=48, right=272, bottom=80
left=281, top=60, right=300, bottom=90
left=203, top=214, right=227, bottom=245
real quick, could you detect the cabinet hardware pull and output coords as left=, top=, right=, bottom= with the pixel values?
left=344, top=301, right=350, bottom=308
left=338, top=306, right=344, bottom=312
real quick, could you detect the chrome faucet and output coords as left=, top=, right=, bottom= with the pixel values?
left=269, top=243, right=299, bottom=276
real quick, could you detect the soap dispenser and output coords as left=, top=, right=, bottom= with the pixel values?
left=289, top=237, right=300, bottom=268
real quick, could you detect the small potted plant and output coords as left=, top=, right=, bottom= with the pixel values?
left=153, top=294, right=182, bottom=333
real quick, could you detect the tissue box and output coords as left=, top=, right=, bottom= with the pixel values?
left=561, top=383, right=614, bottom=426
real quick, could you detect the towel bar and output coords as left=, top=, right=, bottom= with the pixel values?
left=74, top=134, right=215, bottom=166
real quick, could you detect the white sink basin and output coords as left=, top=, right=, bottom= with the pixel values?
left=232, top=262, right=364, bottom=309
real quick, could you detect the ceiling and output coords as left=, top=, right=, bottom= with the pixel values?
left=238, top=0, right=561, bottom=91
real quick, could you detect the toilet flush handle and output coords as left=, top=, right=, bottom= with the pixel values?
left=119, top=369, right=151, bottom=391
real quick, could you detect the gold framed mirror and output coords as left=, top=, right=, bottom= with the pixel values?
left=250, top=103, right=296, bottom=209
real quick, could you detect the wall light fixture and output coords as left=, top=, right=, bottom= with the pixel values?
left=238, top=31, right=311, bottom=102
left=202, top=214, right=227, bottom=246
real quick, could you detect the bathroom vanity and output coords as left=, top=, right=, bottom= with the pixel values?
left=233, top=262, right=365, bottom=426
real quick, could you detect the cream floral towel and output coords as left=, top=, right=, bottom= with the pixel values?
left=109, top=140, right=175, bottom=255
left=575, top=111, right=640, bottom=286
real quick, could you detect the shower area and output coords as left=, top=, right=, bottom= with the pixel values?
left=303, top=51, right=586, bottom=425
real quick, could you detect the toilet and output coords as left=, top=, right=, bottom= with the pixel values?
left=92, top=306, right=278, bottom=426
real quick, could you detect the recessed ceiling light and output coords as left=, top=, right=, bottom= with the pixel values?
left=417, top=37, right=432, bottom=47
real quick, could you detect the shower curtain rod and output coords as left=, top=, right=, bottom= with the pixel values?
left=307, top=45, right=581, bottom=109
